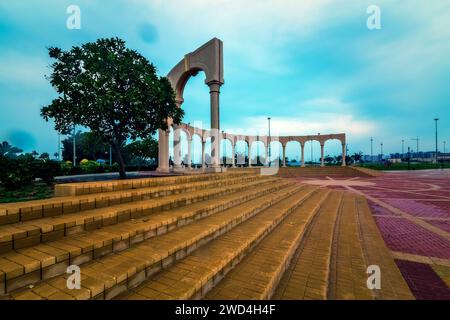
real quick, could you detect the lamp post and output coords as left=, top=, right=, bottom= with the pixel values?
left=434, top=118, right=439, bottom=165
left=267, top=117, right=271, bottom=166
left=411, top=137, right=419, bottom=159
left=401, top=139, right=404, bottom=158
left=380, top=142, right=383, bottom=161
left=370, top=137, right=373, bottom=162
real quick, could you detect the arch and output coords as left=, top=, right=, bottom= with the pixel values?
left=285, top=141, right=301, bottom=166
left=235, top=140, right=249, bottom=166
left=269, top=140, right=283, bottom=165
left=158, top=38, right=224, bottom=173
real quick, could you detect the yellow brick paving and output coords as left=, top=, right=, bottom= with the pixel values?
left=204, top=189, right=330, bottom=300
left=0, top=175, right=270, bottom=254
left=355, top=196, right=414, bottom=300
left=330, top=193, right=372, bottom=300
left=272, top=191, right=343, bottom=300
left=122, top=185, right=319, bottom=300
left=0, top=172, right=258, bottom=227
left=0, top=178, right=288, bottom=296
left=9, top=183, right=313, bottom=299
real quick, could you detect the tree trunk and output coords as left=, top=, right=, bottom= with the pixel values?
left=111, top=141, right=126, bottom=179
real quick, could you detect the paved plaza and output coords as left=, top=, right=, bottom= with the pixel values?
left=297, top=169, right=450, bottom=299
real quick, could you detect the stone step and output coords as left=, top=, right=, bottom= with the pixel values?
left=7, top=183, right=315, bottom=299
left=0, top=179, right=291, bottom=295
left=54, top=171, right=254, bottom=197
left=272, top=192, right=413, bottom=300
left=204, top=189, right=332, bottom=300
left=353, top=195, right=413, bottom=299
left=272, top=190, right=344, bottom=299
left=0, top=175, right=270, bottom=253
left=119, top=185, right=324, bottom=300
left=0, top=173, right=260, bottom=226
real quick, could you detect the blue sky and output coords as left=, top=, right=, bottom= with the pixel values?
left=0, top=0, right=449, bottom=162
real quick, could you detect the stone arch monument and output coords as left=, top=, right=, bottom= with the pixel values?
left=157, top=38, right=224, bottom=173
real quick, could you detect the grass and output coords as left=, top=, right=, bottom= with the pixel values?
left=359, top=162, right=450, bottom=171
left=0, top=182, right=54, bottom=203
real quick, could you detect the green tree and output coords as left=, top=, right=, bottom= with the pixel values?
left=125, top=136, right=158, bottom=167
left=0, top=141, right=23, bottom=159
left=41, top=38, right=183, bottom=179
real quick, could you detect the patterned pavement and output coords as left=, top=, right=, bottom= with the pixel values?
left=298, top=169, right=450, bottom=299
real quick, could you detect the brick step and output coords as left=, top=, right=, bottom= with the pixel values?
left=272, top=190, right=344, bottom=299
left=328, top=193, right=412, bottom=300
left=0, top=175, right=271, bottom=253
left=0, top=179, right=292, bottom=295
left=204, top=189, right=333, bottom=300
left=7, top=183, right=314, bottom=299
left=54, top=172, right=254, bottom=197
left=119, top=185, right=324, bottom=300
left=0, top=173, right=260, bottom=226
left=272, top=192, right=413, bottom=300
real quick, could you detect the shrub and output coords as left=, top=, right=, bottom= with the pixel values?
left=80, top=159, right=100, bottom=174
left=35, top=160, right=62, bottom=185
left=0, top=154, right=36, bottom=190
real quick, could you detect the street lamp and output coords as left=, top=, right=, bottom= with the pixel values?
left=434, top=118, right=439, bottom=164
left=370, top=137, right=373, bottom=162
left=401, top=139, right=404, bottom=158
left=267, top=117, right=271, bottom=166
left=380, top=142, right=383, bottom=161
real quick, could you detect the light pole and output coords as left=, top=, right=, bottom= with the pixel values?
left=401, top=139, right=404, bottom=158
left=434, top=118, right=439, bottom=164
left=58, top=133, right=61, bottom=161
left=370, top=137, right=373, bottom=162
left=411, top=137, right=419, bottom=158
left=267, top=117, right=271, bottom=166
left=380, top=142, right=383, bottom=161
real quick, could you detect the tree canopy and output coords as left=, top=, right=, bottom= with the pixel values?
left=41, top=37, right=183, bottom=178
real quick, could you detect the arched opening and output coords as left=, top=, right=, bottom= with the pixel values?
left=235, top=140, right=249, bottom=166
left=250, top=141, right=266, bottom=166
left=220, top=138, right=233, bottom=166
left=269, top=141, right=282, bottom=166
left=204, top=137, right=212, bottom=166
left=191, top=134, right=202, bottom=167
left=285, top=141, right=301, bottom=166
left=324, top=139, right=343, bottom=166
left=304, top=140, right=321, bottom=166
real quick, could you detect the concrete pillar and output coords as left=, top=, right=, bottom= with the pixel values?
left=265, top=144, right=269, bottom=166
left=208, top=81, right=221, bottom=168
left=187, top=138, right=192, bottom=169
left=202, top=140, right=206, bottom=168
left=231, top=144, right=236, bottom=167
left=320, top=144, right=325, bottom=167
left=157, top=128, right=170, bottom=173
left=282, top=145, right=286, bottom=167
left=173, top=127, right=182, bottom=169
left=301, top=144, right=305, bottom=167
left=342, top=143, right=347, bottom=167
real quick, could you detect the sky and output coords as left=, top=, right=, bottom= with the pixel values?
left=0, top=0, right=449, bottom=162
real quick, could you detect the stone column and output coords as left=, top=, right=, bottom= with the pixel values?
left=265, top=144, right=269, bottom=166
left=202, top=140, right=206, bottom=168
left=231, top=143, right=236, bottom=167
left=282, top=145, right=286, bottom=167
left=173, top=127, right=182, bottom=170
left=208, top=81, right=221, bottom=169
left=187, top=138, right=192, bottom=169
left=157, top=128, right=170, bottom=173
left=320, top=144, right=325, bottom=167
left=301, top=144, right=305, bottom=167
left=342, top=143, right=347, bottom=167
